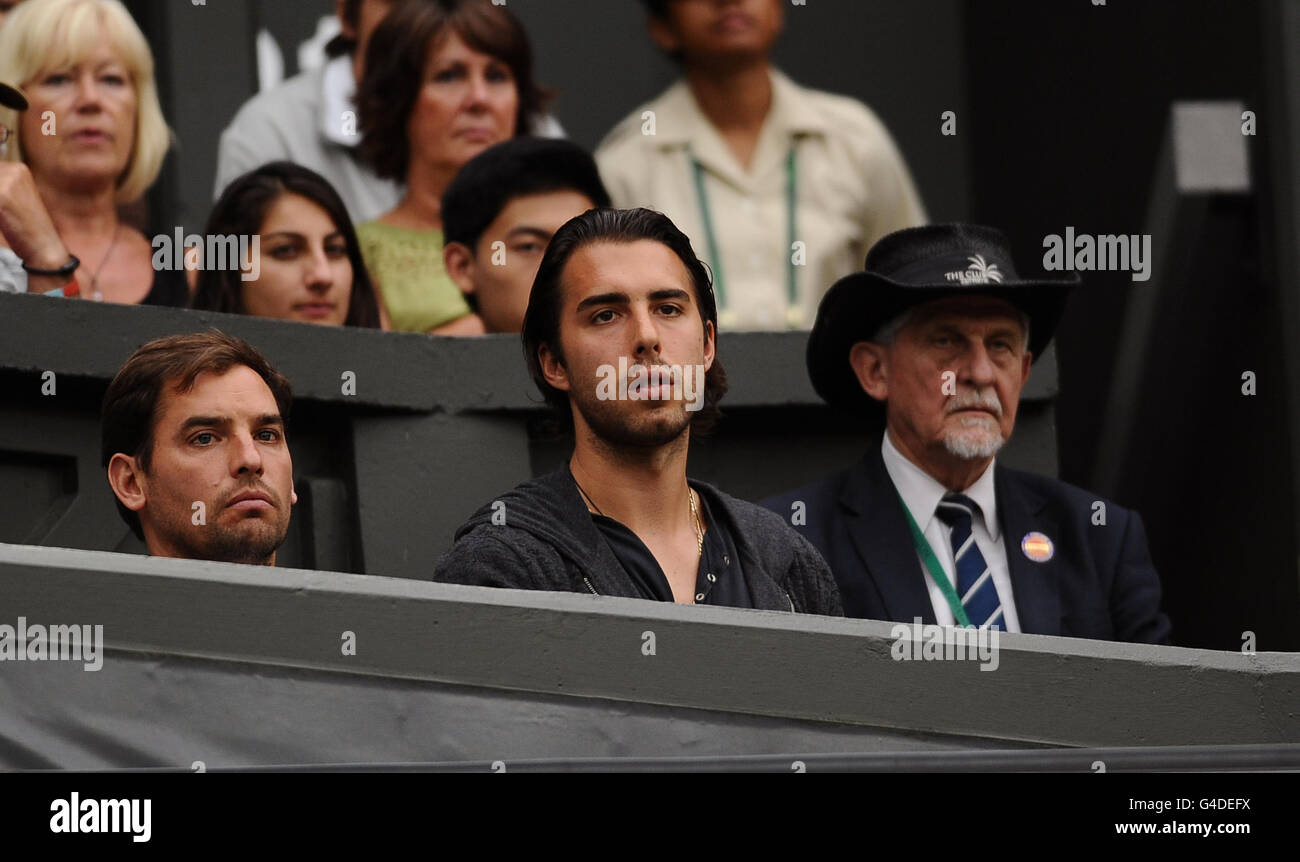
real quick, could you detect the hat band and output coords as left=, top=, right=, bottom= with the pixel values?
left=883, top=253, right=1019, bottom=287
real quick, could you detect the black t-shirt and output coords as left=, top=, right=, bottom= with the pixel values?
left=590, top=491, right=753, bottom=607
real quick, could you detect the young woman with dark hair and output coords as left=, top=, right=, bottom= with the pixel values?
left=191, top=161, right=382, bottom=329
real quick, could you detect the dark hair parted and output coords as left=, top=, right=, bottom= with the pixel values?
left=521, top=207, right=728, bottom=434
left=442, top=136, right=611, bottom=252
left=101, top=331, right=293, bottom=540
left=356, top=0, right=550, bottom=183
left=192, top=161, right=382, bottom=329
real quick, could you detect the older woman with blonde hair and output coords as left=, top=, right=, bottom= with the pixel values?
left=0, top=0, right=180, bottom=303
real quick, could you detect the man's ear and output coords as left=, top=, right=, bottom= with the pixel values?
left=702, top=319, right=716, bottom=372
left=538, top=343, right=570, bottom=393
left=1020, top=349, right=1033, bottom=390
left=107, top=453, right=148, bottom=515
left=849, top=341, right=890, bottom=402
left=647, top=14, right=680, bottom=54
left=443, top=242, right=477, bottom=298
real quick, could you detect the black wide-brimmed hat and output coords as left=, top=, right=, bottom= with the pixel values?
left=0, top=82, right=28, bottom=110
left=807, top=223, right=1079, bottom=413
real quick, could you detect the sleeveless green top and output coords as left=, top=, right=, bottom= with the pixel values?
left=355, top=220, right=471, bottom=332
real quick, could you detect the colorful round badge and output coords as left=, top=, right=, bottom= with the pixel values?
left=1021, top=531, right=1054, bottom=563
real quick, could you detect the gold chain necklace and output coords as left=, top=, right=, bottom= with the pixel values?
left=688, top=485, right=703, bottom=557
left=576, top=475, right=704, bottom=558
left=572, top=476, right=605, bottom=516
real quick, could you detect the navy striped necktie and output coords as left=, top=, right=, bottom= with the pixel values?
left=934, top=493, right=1005, bottom=630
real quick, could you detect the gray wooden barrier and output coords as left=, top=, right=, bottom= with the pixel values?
left=1, top=543, right=1296, bottom=769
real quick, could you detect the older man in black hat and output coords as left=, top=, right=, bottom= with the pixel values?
left=763, top=223, right=1171, bottom=644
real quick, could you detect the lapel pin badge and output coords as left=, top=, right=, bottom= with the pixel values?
left=1021, top=531, right=1054, bottom=563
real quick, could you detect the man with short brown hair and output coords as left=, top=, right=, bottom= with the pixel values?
left=102, top=331, right=297, bottom=566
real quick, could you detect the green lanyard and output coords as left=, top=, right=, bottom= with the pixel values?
left=897, top=491, right=974, bottom=627
left=689, top=145, right=799, bottom=318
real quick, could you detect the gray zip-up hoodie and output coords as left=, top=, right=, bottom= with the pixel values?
left=433, top=467, right=843, bottom=616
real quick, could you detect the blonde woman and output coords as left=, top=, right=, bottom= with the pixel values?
left=0, top=0, right=179, bottom=303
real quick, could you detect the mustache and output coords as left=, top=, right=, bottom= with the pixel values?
left=946, top=388, right=1003, bottom=417
left=626, top=363, right=680, bottom=384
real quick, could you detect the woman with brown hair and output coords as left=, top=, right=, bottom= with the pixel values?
left=354, top=0, right=551, bottom=335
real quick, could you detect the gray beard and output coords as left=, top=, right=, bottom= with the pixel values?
left=941, top=423, right=1005, bottom=460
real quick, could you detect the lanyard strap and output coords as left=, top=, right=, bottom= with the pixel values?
left=689, top=145, right=799, bottom=316
left=896, top=491, right=974, bottom=627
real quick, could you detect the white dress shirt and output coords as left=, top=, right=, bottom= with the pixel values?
left=880, top=433, right=1020, bottom=631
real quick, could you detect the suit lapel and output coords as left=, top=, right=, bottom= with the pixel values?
left=839, top=444, right=937, bottom=624
left=996, top=466, right=1062, bottom=635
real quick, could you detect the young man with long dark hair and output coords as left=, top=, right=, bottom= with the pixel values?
left=434, top=207, right=841, bottom=614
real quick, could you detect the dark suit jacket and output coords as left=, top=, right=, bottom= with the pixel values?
left=761, top=442, right=1172, bottom=644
